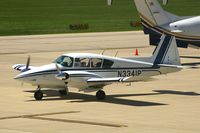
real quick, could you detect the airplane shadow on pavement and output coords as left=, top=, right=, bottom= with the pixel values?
left=25, top=89, right=200, bottom=107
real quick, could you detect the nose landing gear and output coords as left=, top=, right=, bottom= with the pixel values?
left=34, top=86, right=43, bottom=100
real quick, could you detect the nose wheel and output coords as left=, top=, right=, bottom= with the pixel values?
left=96, top=90, right=106, bottom=100
left=34, top=87, right=43, bottom=100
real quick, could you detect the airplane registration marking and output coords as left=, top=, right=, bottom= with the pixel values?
left=118, top=70, right=142, bottom=77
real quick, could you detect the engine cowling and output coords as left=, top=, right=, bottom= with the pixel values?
left=55, top=72, right=69, bottom=80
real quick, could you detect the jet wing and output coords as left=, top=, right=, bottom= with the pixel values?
left=12, top=64, right=37, bottom=72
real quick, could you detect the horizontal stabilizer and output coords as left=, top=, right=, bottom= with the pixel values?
left=158, top=64, right=199, bottom=69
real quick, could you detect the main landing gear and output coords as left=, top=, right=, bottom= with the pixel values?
left=33, top=85, right=105, bottom=101
left=96, top=90, right=106, bottom=100
left=34, top=86, right=69, bottom=100
left=59, top=87, right=68, bottom=96
left=34, top=87, right=43, bottom=100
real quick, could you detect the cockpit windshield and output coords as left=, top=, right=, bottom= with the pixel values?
left=53, top=56, right=73, bottom=67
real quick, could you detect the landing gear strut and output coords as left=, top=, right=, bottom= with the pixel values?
left=59, top=87, right=68, bottom=95
left=96, top=90, right=106, bottom=100
left=34, top=87, right=43, bottom=100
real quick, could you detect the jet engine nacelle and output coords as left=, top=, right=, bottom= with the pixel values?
left=169, top=16, right=200, bottom=34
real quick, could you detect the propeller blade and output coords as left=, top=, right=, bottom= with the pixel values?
left=55, top=64, right=70, bottom=80
left=25, top=55, right=30, bottom=70
left=55, top=64, right=61, bottom=73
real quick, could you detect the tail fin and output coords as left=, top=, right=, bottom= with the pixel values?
left=134, top=0, right=180, bottom=26
left=151, top=34, right=181, bottom=65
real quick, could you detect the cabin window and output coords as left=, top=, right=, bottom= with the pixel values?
left=91, top=58, right=102, bottom=68
left=75, top=58, right=90, bottom=68
left=102, top=59, right=114, bottom=68
left=53, top=56, right=73, bottom=67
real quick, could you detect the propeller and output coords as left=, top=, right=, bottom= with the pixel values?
left=55, top=64, right=69, bottom=80
left=21, top=55, right=31, bottom=72
left=55, top=63, right=62, bottom=73
left=25, top=55, right=30, bottom=70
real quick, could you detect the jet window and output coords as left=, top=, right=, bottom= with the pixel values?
left=53, top=56, right=73, bottom=67
left=102, top=59, right=114, bottom=68
left=91, top=58, right=102, bottom=68
left=74, top=58, right=90, bottom=68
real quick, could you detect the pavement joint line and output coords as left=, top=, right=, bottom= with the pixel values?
left=0, top=46, right=149, bottom=55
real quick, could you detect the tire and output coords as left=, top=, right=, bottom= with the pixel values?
left=59, top=89, right=68, bottom=95
left=34, top=90, right=43, bottom=100
left=96, top=90, right=106, bottom=100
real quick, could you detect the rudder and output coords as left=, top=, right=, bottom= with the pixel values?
left=151, top=34, right=181, bottom=65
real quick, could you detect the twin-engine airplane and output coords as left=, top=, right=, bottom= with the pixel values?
left=13, top=35, right=183, bottom=100
left=134, top=0, right=200, bottom=48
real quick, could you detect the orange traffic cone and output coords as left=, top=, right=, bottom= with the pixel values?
left=135, top=48, right=139, bottom=56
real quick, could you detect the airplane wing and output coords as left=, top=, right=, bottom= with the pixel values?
left=87, top=76, right=142, bottom=83
left=12, top=64, right=37, bottom=72
left=87, top=77, right=123, bottom=83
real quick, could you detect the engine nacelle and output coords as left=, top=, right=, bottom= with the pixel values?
left=55, top=72, right=69, bottom=80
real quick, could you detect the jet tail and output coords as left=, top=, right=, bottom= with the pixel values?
left=151, top=34, right=181, bottom=65
left=134, top=0, right=180, bottom=26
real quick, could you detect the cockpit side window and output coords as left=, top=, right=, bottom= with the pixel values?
left=53, top=56, right=73, bottom=67
left=74, top=58, right=90, bottom=68
left=91, top=58, right=102, bottom=68
left=102, top=59, right=114, bottom=68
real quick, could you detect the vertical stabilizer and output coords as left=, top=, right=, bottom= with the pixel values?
left=134, top=0, right=180, bottom=26
left=151, top=34, right=181, bottom=65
